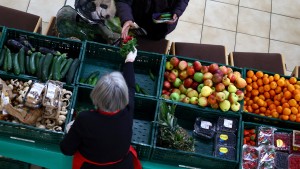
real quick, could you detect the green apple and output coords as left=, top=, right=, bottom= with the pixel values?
left=170, top=92, right=180, bottom=101
left=173, top=78, right=182, bottom=88
left=197, top=83, right=204, bottom=93
left=228, top=84, right=237, bottom=93
left=193, top=72, right=204, bottom=83
left=201, top=86, right=212, bottom=97
left=219, top=100, right=230, bottom=112
left=231, top=102, right=241, bottom=112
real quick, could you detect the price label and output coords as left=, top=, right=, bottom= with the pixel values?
left=200, top=121, right=212, bottom=129
left=224, top=119, right=233, bottom=128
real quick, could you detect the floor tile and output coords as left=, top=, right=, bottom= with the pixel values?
left=42, top=22, right=49, bottom=35
left=166, top=21, right=202, bottom=43
left=204, top=0, right=238, bottom=31
left=65, top=0, right=75, bottom=8
left=201, top=26, right=236, bottom=53
left=237, top=7, right=270, bottom=38
left=235, top=33, right=269, bottom=52
left=270, top=14, right=300, bottom=45
left=269, top=40, right=300, bottom=72
left=179, top=0, right=206, bottom=24
left=211, top=0, right=239, bottom=5
left=239, top=0, right=271, bottom=12
left=27, top=0, right=65, bottom=22
left=0, top=0, right=30, bottom=12
left=272, top=0, right=300, bottom=19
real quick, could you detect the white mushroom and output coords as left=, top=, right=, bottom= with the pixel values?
left=27, top=80, right=32, bottom=85
left=8, top=84, right=13, bottom=90
left=61, top=99, right=70, bottom=107
left=59, top=110, right=68, bottom=115
left=61, top=106, right=67, bottom=111
left=45, top=119, right=56, bottom=128
left=53, top=126, right=62, bottom=131
left=58, top=115, right=66, bottom=122
left=37, top=125, right=46, bottom=129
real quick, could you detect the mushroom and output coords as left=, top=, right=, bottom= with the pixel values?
left=37, top=125, right=46, bottom=129
left=53, top=126, right=62, bottom=131
left=61, top=106, right=67, bottom=111
left=62, top=90, right=72, bottom=99
left=8, top=84, right=13, bottom=90
left=59, top=110, right=68, bottom=115
left=45, top=119, right=56, bottom=128
left=61, top=99, right=70, bottom=107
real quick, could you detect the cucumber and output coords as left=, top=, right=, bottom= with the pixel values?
left=60, top=58, right=73, bottom=79
left=140, top=87, right=149, bottom=95
left=6, top=48, right=12, bottom=71
left=60, top=59, right=68, bottom=72
left=25, top=55, right=31, bottom=74
left=135, top=83, right=141, bottom=93
left=79, top=78, right=86, bottom=83
left=37, top=55, right=46, bottom=79
left=85, top=71, right=100, bottom=84
left=91, top=77, right=99, bottom=86
left=18, top=47, right=25, bottom=74
left=34, top=52, right=42, bottom=73
left=29, top=52, right=38, bottom=74
left=66, top=58, right=80, bottom=84
left=48, top=56, right=57, bottom=80
left=0, top=46, right=6, bottom=67
left=3, top=48, right=8, bottom=71
left=13, top=53, right=20, bottom=75
left=53, top=55, right=66, bottom=80
left=42, top=53, right=54, bottom=81
left=149, top=69, right=155, bottom=81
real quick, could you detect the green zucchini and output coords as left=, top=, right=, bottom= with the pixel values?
left=91, top=77, right=99, bottom=86
left=25, top=55, right=31, bottom=74
left=13, top=53, right=20, bottom=75
left=29, top=52, right=38, bottom=74
left=85, top=71, right=100, bottom=84
left=149, top=69, right=155, bottom=81
left=3, top=48, right=8, bottom=72
left=60, top=59, right=68, bottom=72
left=60, top=58, right=73, bottom=79
left=37, top=55, right=46, bottom=79
left=6, top=48, right=12, bottom=71
left=66, top=58, right=80, bottom=84
left=34, top=52, right=42, bottom=74
left=48, top=56, right=57, bottom=80
left=0, top=46, right=6, bottom=67
left=42, top=53, right=54, bottom=82
left=18, top=47, right=25, bottom=74
left=135, top=83, right=141, bottom=93
left=53, top=55, right=65, bottom=80
left=140, top=87, right=149, bottom=95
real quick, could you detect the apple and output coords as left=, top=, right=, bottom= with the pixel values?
left=201, top=66, right=209, bottom=73
left=198, top=97, right=208, bottom=107
left=203, top=72, right=213, bottom=80
left=186, top=88, right=193, bottom=94
left=211, top=103, right=219, bottom=109
left=197, top=84, right=204, bottom=93
left=193, top=72, right=204, bottom=83
left=228, top=84, right=237, bottom=93
left=163, top=81, right=171, bottom=90
left=227, top=67, right=233, bottom=74
left=236, top=90, right=244, bottom=101
left=165, top=61, right=173, bottom=70
left=170, top=92, right=180, bottom=101
left=183, top=78, right=193, bottom=88
left=233, top=71, right=242, bottom=79
left=187, top=66, right=195, bottom=76
left=173, top=78, right=182, bottom=88
left=219, top=100, right=231, bottom=112
left=208, top=63, right=219, bottom=73
left=223, top=90, right=230, bottom=100
left=164, top=71, right=170, bottom=79
left=204, top=79, right=213, bottom=87
left=235, top=78, right=247, bottom=89
left=182, top=97, right=190, bottom=104
left=171, top=69, right=179, bottom=77
left=208, top=94, right=217, bottom=105
left=179, top=70, right=188, bottom=80
left=231, top=102, right=241, bottom=112
left=201, top=86, right=213, bottom=97
left=193, top=61, right=202, bottom=71
left=228, top=93, right=239, bottom=103
left=211, top=87, right=216, bottom=93
left=172, top=88, right=181, bottom=94
left=188, top=62, right=193, bottom=66
left=190, top=97, right=199, bottom=105
left=215, top=83, right=225, bottom=92
left=162, top=89, right=168, bottom=95
left=216, top=92, right=226, bottom=102
left=212, top=73, right=223, bottom=84
left=228, top=73, right=236, bottom=83
left=219, top=66, right=228, bottom=75
left=180, top=94, right=186, bottom=101
left=168, top=73, right=176, bottom=83
left=191, top=82, right=199, bottom=90
left=214, top=69, right=224, bottom=77
left=161, top=94, right=170, bottom=99
left=170, top=57, right=180, bottom=67
left=187, top=90, right=198, bottom=98
left=179, top=84, right=187, bottom=94
left=178, top=60, right=188, bottom=70
left=222, top=76, right=231, bottom=86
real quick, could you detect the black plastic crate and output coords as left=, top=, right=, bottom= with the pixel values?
left=242, top=67, right=300, bottom=130
left=0, top=73, right=77, bottom=144
left=77, top=41, right=164, bottom=98
left=73, top=86, right=157, bottom=160
left=151, top=100, right=242, bottom=169
left=0, top=157, right=30, bottom=169
left=0, top=28, right=85, bottom=85
left=158, top=54, right=244, bottom=115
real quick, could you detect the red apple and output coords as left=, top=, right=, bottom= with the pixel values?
left=215, top=83, right=225, bottom=92
left=193, top=61, right=202, bottom=71
left=183, top=78, right=193, bottom=88
left=204, top=79, right=213, bottom=87
left=163, top=81, right=171, bottom=90
left=212, top=73, right=223, bottom=84
left=161, top=94, right=170, bottom=99
left=235, top=78, right=247, bottom=89
left=168, top=73, right=176, bottom=82
left=208, top=94, right=217, bottom=105
left=216, top=92, right=226, bottom=102
left=191, top=81, right=199, bottom=90
left=171, top=69, right=179, bottom=77
left=170, top=57, right=180, bottom=67
left=187, top=66, right=195, bottom=76
left=162, top=89, right=168, bottom=95
left=222, top=75, right=231, bottom=86
left=208, top=63, right=219, bottom=73
left=233, top=71, right=242, bottom=79
left=201, top=66, right=209, bottom=73
left=228, top=73, right=236, bottom=83
left=172, top=88, right=181, bottom=94
left=198, top=97, right=208, bottom=107
left=227, top=67, right=233, bottom=74
left=178, top=60, right=188, bottom=70
left=179, top=70, right=188, bottom=80
left=236, top=90, right=244, bottom=101
left=211, top=103, right=219, bottom=109
left=203, top=72, right=213, bottom=80
left=219, top=66, right=228, bottom=75
left=164, top=71, right=170, bottom=79
left=179, top=84, right=187, bottom=94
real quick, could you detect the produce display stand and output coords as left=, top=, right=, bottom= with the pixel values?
left=291, top=66, right=299, bottom=78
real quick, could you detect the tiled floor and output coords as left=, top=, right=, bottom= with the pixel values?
left=1, top=0, right=300, bottom=75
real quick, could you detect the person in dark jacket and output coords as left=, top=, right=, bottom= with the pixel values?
left=60, top=49, right=141, bottom=169
left=115, top=0, right=189, bottom=40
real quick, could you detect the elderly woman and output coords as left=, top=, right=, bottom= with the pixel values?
left=60, top=49, right=141, bottom=169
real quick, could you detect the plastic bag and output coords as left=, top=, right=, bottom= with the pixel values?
left=24, top=82, right=45, bottom=108
left=217, top=117, right=238, bottom=133
left=258, top=127, right=276, bottom=146
left=42, top=80, right=63, bottom=109
left=242, top=145, right=259, bottom=169
left=193, top=117, right=216, bottom=139
left=258, top=146, right=275, bottom=169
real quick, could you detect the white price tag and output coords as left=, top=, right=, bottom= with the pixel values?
left=224, top=119, right=233, bottom=128
left=200, top=121, right=212, bottom=129
left=28, top=83, right=45, bottom=97
left=46, top=83, right=57, bottom=99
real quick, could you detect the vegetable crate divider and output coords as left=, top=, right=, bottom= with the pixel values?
left=0, top=73, right=77, bottom=144
left=0, top=26, right=6, bottom=49
left=72, top=86, right=158, bottom=160
left=239, top=121, right=292, bottom=169
left=151, top=100, right=242, bottom=169
left=77, top=41, right=164, bottom=98
left=158, top=54, right=244, bottom=115
left=242, top=67, right=300, bottom=130
left=0, top=28, right=85, bottom=85
left=0, top=157, right=30, bottom=169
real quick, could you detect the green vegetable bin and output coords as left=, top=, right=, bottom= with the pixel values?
left=77, top=41, right=164, bottom=98
left=242, top=67, right=300, bottom=130
left=72, top=86, right=158, bottom=160
left=0, top=73, right=77, bottom=144
left=158, top=54, right=244, bottom=115
left=0, top=28, right=85, bottom=85
left=0, top=26, right=6, bottom=49
left=151, top=100, right=242, bottom=169
left=0, top=157, right=30, bottom=169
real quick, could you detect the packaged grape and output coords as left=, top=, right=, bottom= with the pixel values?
left=193, top=117, right=216, bottom=139
left=275, top=152, right=288, bottom=169
left=215, top=131, right=236, bottom=147
left=214, top=145, right=236, bottom=160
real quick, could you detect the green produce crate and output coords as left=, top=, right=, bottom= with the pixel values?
left=73, top=86, right=158, bottom=160
left=159, top=54, right=244, bottom=115
left=242, top=67, right=300, bottom=130
left=0, top=72, right=77, bottom=144
left=151, top=100, right=242, bottom=169
left=77, top=41, right=164, bottom=98
left=239, top=122, right=292, bottom=169
left=0, top=26, right=6, bottom=49
left=0, top=28, right=85, bottom=85
left=0, top=157, right=30, bottom=169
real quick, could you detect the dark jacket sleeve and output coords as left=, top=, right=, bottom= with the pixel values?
left=122, top=62, right=135, bottom=110
left=115, top=0, right=135, bottom=25
left=172, top=0, right=189, bottom=17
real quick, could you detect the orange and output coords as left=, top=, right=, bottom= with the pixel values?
left=287, top=84, right=295, bottom=92
left=288, top=99, right=298, bottom=107
left=269, top=76, right=274, bottom=82
left=275, top=86, right=282, bottom=94
left=259, top=113, right=265, bottom=116
left=251, top=90, right=259, bottom=96
left=272, top=111, right=279, bottom=118
left=284, top=91, right=292, bottom=100
left=277, top=79, right=285, bottom=87
left=294, top=93, right=300, bottom=102
left=263, top=85, right=271, bottom=92
left=295, top=84, right=300, bottom=90
left=259, top=95, right=265, bottom=100
left=253, top=96, right=260, bottom=103
left=263, top=74, right=269, bottom=78
left=297, top=113, right=300, bottom=118
left=246, top=77, right=252, bottom=84
left=259, top=107, right=267, bottom=113
left=285, top=79, right=291, bottom=87
left=247, top=70, right=254, bottom=78
left=269, top=104, right=276, bottom=110
left=254, top=109, right=260, bottom=114
left=281, top=97, right=288, bottom=104
left=246, top=85, right=253, bottom=92
left=245, top=92, right=251, bottom=98
left=274, top=74, right=280, bottom=81
left=264, top=92, right=271, bottom=99
left=269, top=90, right=276, bottom=97
left=270, top=81, right=277, bottom=89
left=274, top=100, right=281, bottom=106
left=247, top=100, right=254, bottom=106
left=293, top=89, right=300, bottom=95
left=252, top=103, right=259, bottom=110
left=257, top=79, right=263, bottom=86
left=282, top=102, right=290, bottom=109
left=290, top=114, right=297, bottom=122
left=290, top=77, right=298, bottom=84
left=291, top=107, right=298, bottom=115
left=283, top=108, right=291, bottom=116
left=296, top=117, right=300, bottom=123
left=257, top=99, right=265, bottom=107
left=277, top=106, right=283, bottom=114
left=252, top=75, right=258, bottom=82
left=247, top=106, right=253, bottom=113
left=263, top=77, right=270, bottom=85
left=256, top=71, right=264, bottom=78
left=252, top=82, right=258, bottom=89
left=282, top=115, right=289, bottom=121
left=258, top=86, right=264, bottom=93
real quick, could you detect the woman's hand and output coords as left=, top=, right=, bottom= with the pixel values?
left=121, top=20, right=135, bottom=39
left=166, top=14, right=178, bottom=24
left=125, top=47, right=137, bottom=63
